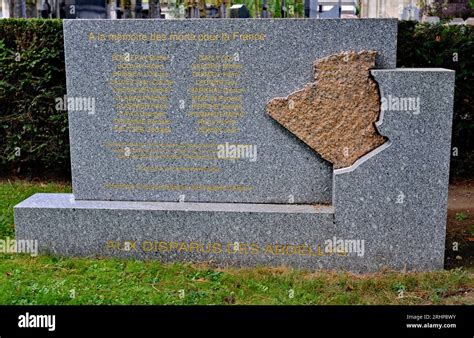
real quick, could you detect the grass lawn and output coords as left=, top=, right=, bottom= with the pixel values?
left=0, top=180, right=472, bottom=305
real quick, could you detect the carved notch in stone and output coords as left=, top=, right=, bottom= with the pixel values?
left=266, top=51, right=387, bottom=169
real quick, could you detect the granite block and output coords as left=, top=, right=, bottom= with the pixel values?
left=15, top=193, right=341, bottom=269
left=63, top=19, right=397, bottom=203
left=334, top=68, right=455, bottom=271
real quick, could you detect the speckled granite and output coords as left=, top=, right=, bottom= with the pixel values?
left=63, top=19, right=397, bottom=203
left=15, top=193, right=339, bottom=269
left=334, top=68, right=455, bottom=271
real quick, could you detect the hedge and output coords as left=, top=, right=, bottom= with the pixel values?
left=0, top=19, right=473, bottom=180
left=0, top=19, right=68, bottom=179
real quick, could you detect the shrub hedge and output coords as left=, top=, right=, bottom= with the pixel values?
left=0, top=19, right=68, bottom=178
left=0, top=19, right=472, bottom=179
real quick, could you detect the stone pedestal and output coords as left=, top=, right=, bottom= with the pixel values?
left=14, top=19, right=455, bottom=272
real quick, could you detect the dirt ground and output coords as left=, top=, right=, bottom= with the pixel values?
left=445, top=179, right=474, bottom=270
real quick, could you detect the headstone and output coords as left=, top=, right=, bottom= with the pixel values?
left=401, top=5, right=420, bottom=21
left=178, top=4, right=185, bottom=17
left=14, top=19, right=455, bottom=272
left=449, top=18, right=465, bottom=25
left=305, top=0, right=319, bottom=18
left=61, top=19, right=396, bottom=204
left=319, top=5, right=340, bottom=19
left=465, top=17, right=474, bottom=26
left=423, top=16, right=440, bottom=24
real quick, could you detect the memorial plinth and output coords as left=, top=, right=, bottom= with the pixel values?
left=14, top=19, right=455, bottom=272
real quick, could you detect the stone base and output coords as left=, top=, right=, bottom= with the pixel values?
left=15, top=192, right=442, bottom=272
left=15, top=193, right=344, bottom=269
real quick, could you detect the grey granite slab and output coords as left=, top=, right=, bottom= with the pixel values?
left=63, top=18, right=397, bottom=203
left=334, top=68, right=455, bottom=271
left=15, top=193, right=338, bottom=269
left=16, top=193, right=333, bottom=213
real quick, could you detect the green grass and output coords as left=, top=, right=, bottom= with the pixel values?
left=455, top=211, right=468, bottom=222
left=0, top=180, right=472, bottom=305
left=0, top=255, right=472, bottom=305
left=0, top=180, right=71, bottom=238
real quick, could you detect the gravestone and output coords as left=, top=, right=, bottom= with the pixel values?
left=423, top=16, right=440, bottom=24
left=465, top=17, right=474, bottom=26
left=401, top=5, right=420, bottom=21
left=14, top=19, right=455, bottom=272
left=62, top=19, right=396, bottom=204
left=449, top=18, right=465, bottom=25
left=319, top=5, right=340, bottom=19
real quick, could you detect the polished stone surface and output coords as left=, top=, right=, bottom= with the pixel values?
left=63, top=19, right=397, bottom=203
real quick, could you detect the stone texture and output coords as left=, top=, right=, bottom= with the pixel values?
left=63, top=19, right=397, bottom=203
left=14, top=69, right=456, bottom=272
left=15, top=193, right=339, bottom=269
left=334, top=68, right=455, bottom=271
left=266, top=51, right=387, bottom=169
